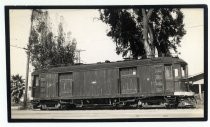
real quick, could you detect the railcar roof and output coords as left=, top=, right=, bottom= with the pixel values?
left=32, top=57, right=187, bottom=74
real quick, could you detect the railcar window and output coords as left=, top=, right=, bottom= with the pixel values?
left=165, top=65, right=173, bottom=79
left=120, top=67, right=137, bottom=77
left=34, top=76, right=39, bottom=86
left=181, top=65, right=186, bottom=78
left=174, top=68, right=179, bottom=78
left=173, top=64, right=181, bottom=79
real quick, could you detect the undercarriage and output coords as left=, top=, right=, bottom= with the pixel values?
left=31, top=96, right=197, bottom=110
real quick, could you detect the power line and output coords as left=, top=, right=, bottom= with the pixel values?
left=75, top=49, right=86, bottom=63
left=10, top=45, right=28, bottom=50
left=185, top=25, right=203, bottom=29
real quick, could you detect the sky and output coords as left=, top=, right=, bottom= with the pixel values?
left=9, top=8, right=204, bottom=80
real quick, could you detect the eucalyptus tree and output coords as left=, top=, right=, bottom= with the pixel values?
left=99, top=8, right=186, bottom=58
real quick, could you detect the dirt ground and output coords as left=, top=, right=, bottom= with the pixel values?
left=11, top=108, right=204, bottom=119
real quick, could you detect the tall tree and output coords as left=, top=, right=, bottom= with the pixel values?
left=28, top=9, right=76, bottom=69
left=11, top=74, right=25, bottom=104
left=99, top=8, right=186, bottom=58
left=55, top=19, right=77, bottom=65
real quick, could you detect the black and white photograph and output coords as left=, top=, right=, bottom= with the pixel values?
left=5, top=5, right=207, bottom=122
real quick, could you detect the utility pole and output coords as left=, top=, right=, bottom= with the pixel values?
left=10, top=45, right=30, bottom=109
left=23, top=49, right=30, bottom=109
left=22, top=10, right=34, bottom=109
left=75, top=49, right=86, bottom=63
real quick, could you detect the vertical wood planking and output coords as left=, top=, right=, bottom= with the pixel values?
left=39, top=73, right=46, bottom=98
left=73, top=71, right=84, bottom=97
left=45, top=73, right=58, bottom=98
left=138, top=65, right=153, bottom=94
left=82, top=69, right=119, bottom=98
left=59, top=73, right=73, bottom=97
left=153, top=65, right=164, bottom=93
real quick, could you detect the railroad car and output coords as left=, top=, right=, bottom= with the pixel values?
left=31, top=57, right=196, bottom=109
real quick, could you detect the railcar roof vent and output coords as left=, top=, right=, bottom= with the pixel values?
left=172, top=56, right=179, bottom=58
left=105, top=60, right=111, bottom=63
left=47, top=64, right=60, bottom=68
left=123, top=57, right=133, bottom=61
left=74, top=63, right=83, bottom=65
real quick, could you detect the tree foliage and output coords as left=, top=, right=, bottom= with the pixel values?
left=11, top=74, right=25, bottom=104
left=28, top=9, right=77, bottom=69
left=99, top=8, right=186, bottom=58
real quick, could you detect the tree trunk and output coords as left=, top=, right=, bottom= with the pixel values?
left=148, top=25, right=155, bottom=57
left=141, top=9, right=154, bottom=58
left=157, top=47, right=163, bottom=57
left=142, top=9, right=152, bottom=58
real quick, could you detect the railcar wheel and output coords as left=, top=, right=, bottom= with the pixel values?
left=66, top=104, right=76, bottom=110
left=40, top=104, right=47, bottom=110
left=190, top=97, right=197, bottom=108
left=32, top=105, right=38, bottom=109
left=137, top=100, right=143, bottom=109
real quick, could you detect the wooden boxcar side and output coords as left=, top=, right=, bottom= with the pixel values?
left=32, top=57, right=188, bottom=100
left=138, top=65, right=155, bottom=94
left=31, top=57, right=197, bottom=109
left=80, top=68, right=119, bottom=98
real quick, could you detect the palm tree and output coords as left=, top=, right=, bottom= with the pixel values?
left=11, top=74, right=25, bottom=104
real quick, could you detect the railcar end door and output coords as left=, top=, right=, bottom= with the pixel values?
left=164, top=65, right=174, bottom=93
left=32, top=75, right=40, bottom=98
